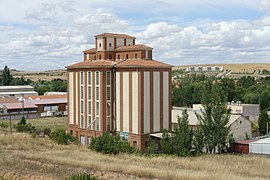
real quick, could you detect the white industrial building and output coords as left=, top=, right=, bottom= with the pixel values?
left=172, top=107, right=252, bottom=141
left=0, top=86, right=38, bottom=97
left=249, top=138, right=270, bottom=155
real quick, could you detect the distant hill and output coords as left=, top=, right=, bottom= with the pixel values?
left=174, top=63, right=270, bottom=73
left=11, top=69, right=67, bottom=81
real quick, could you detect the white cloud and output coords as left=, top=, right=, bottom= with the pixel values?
left=1, top=0, right=270, bottom=70
left=0, top=25, right=15, bottom=31
left=258, top=0, right=270, bottom=14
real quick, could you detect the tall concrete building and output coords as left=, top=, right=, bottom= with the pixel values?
left=66, top=33, right=172, bottom=151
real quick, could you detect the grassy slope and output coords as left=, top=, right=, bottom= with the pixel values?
left=1, top=132, right=270, bottom=179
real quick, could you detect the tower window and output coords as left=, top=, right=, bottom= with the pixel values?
left=109, top=43, right=112, bottom=47
left=117, top=54, right=120, bottom=59
left=99, top=55, right=101, bottom=60
left=94, top=55, right=96, bottom=60
left=135, top=53, right=138, bottom=59
left=126, top=54, right=129, bottom=59
left=109, top=54, right=112, bottom=60
left=99, top=43, right=101, bottom=47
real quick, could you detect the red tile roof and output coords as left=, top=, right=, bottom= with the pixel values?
left=66, top=60, right=115, bottom=69
left=95, top=33, right=135, bottom=39
left=67, top=59, right=172, bottom=69
left=115, top=59, right=172, bottom=68
left=0, top=97, right=19, bottom=103
left=115, top=44, right=152, bottom=52
left=4, top=102, right=38, bottom=110
left=83, top=48, right=96, bottom=53
left=24, top=94, right=67, bottom=100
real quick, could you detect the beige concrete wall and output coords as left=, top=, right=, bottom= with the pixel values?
left=144, top=71, right=150, bottom=134
left=163, top=71, right=169, bottom=129
left=69, top=72, right=74, bottom=124
left=132, top=72, right=139, bottom=134
left=116, top=72, right=121, bottom=131
left=153, top=71, right=160, bottom=132
left=123, top=72, right=129, bottom=132
left=230, top=116, right=252, bottom=140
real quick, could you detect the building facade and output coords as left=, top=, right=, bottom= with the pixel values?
left=66, top=33, right=172, bottom=151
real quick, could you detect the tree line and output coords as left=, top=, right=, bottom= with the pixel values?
left=0, top=65, right=67, bottom=95
left=172, top=73, right=270, bottom=111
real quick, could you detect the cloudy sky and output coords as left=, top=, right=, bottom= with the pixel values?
left=0, top=0, right=270, bottom=70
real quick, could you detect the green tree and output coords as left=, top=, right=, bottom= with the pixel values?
left=238, top=76, right=255, bottom=89
left=2, top=65, right=12, bottom=85
left=196, top=81, right=231, bottom=154
left=173, top=109, right=193, bottom=157
left=161, top=109, right=193, bottom=157
left=193, top=128, right=204, bottom=155
left=160, top=129, right=173, bottom=154
left=258, top=110, right=270, bottom=135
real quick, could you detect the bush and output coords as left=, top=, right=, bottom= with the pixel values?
left=19, top=116, right=26, bottom=125
left=50, top=129, right=74, bottom=145
left=90, top=132, right=136, bottom=155
left=44, top=128, right=51, bottom=136
left=0, top=122, right=9, bottom=128
left=16, top=123, right=35, bottom=133
left=68, top=173, right=97, bottom=180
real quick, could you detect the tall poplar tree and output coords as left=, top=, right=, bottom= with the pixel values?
left=2, top=66, right=12, bottom=86
left=196, top=80, right=231, bottom=154
left=258, top=110, right=270, bottom=135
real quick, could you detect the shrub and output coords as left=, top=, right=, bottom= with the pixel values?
left=90, top=132, right=136, bottom=155
left=0, top=122, right=9, bottom=128
left=19, top=116, right=26, bottom=125
left=68, top=173, right=97, bottom=180
left=44, top=128, right=51, bottom=136
left=16, top=123, right=35, bottom=133
left=50, top=129, right=74, bottom=145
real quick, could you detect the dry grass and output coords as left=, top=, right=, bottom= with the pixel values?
left=1, top=133, right=270, bottom=180
left=11, top=69, right=67, bottom=81
left=11, top=116, right=67, bottom=131
left=174, top=63, right=270, bottom=73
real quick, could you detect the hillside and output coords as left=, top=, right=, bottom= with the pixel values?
left=174, top=63, right=270, bottom=73
left=1, top=132, right=270, bottom=179
left=11, top=69, right=67, bottom=81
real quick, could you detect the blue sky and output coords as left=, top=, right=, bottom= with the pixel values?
left=0, top=0, right=270, bottom=70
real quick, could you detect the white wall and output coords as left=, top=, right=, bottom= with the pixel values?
left=163, top=72, right=169, bottom=129
left=107, top=37, right=114, bottom=51
left=123, top=72, right=129, bottom=132
left=144, top=71, right=150, bottom=134
left=230, top=116, right=252, bottom=140
left=69, top=72, right=74, bottom=124
left=116, top=72, right=120, bottom=131
left=116, top=38, right=124, bottom=47
left=132, top=72, right=138, bottom=134
left=97, top=38, right=103, bottom=51
left=153, top=72, right=160, bottom=132
left=75, top=72, right=79, bottom=125
left=126, top=38, right=133, bottom=46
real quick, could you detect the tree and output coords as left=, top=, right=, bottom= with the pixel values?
left=173, top=109, right=193, bottom=157
left=258, top=110, right=270, bottom=135
left=2, top=65, right=12, bottom=85
left=161, top=109, right=193, bottom=157
left=196, top=80, right=231, bottom=154
left=238, top=76, right=255, bottom=89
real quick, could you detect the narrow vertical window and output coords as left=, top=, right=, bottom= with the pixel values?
left=145, top=50, right=148, bottom=59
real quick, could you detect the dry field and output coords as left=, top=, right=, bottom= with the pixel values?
left=174, top=63, right=270, bottom=73
left=11, top=69, right=67, bottom=81
left=1, top=131, right=270, bottom=180
left=10, top=116, right=67, bottom=131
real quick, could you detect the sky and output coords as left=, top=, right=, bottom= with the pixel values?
left=0, top=0, right=270, bottom=71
